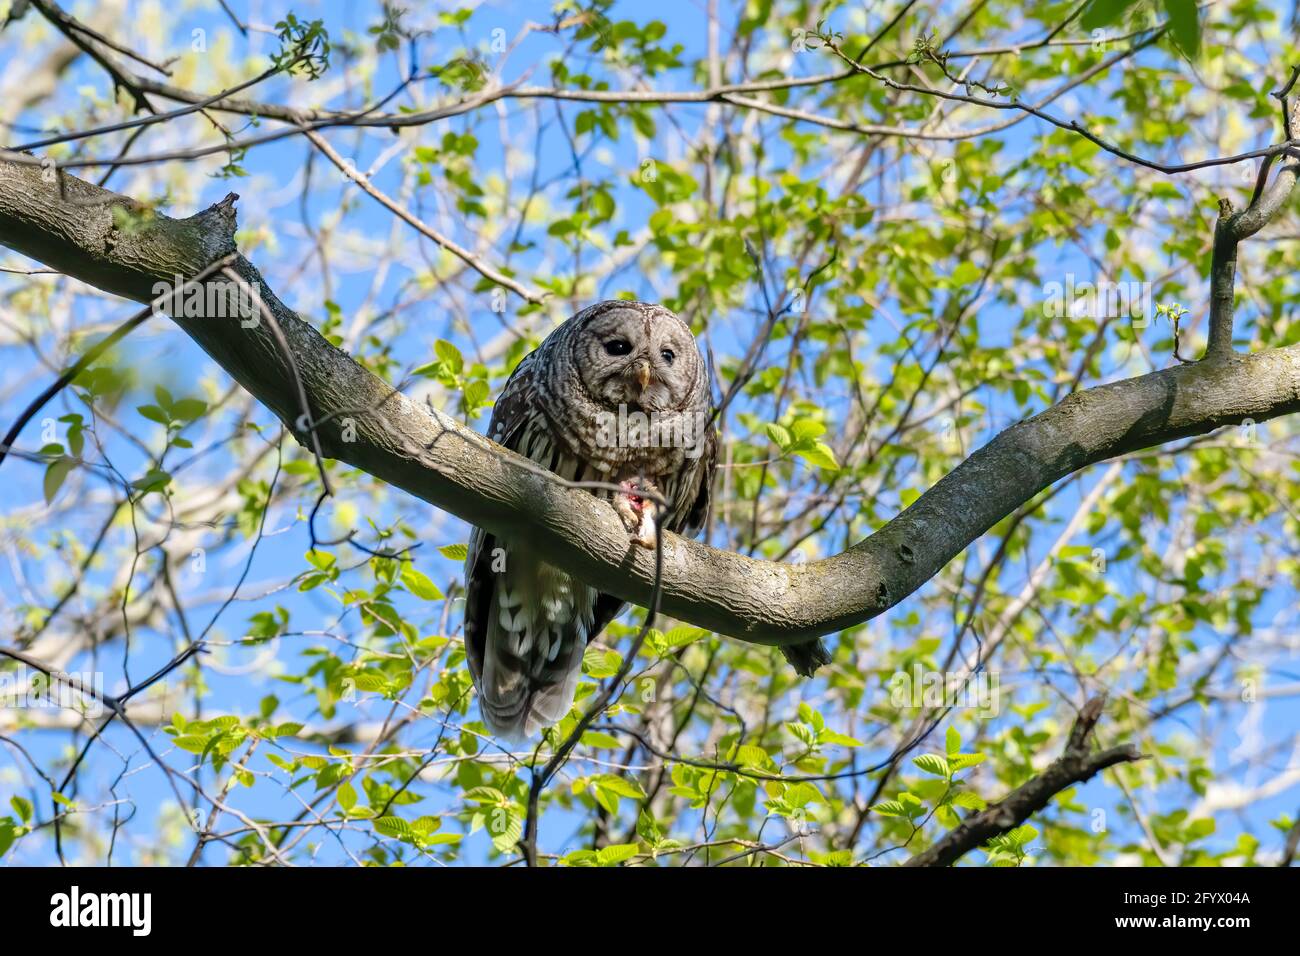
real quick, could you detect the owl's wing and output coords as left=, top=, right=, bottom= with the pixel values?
left=465, top=352, right=621, bottom=739
left=677, top=418, right=717, bottom=538
left=462, top=353, right=537, bottom=722
left=479, top=350, right=538, bottom=451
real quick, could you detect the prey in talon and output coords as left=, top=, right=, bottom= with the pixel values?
left=615, top=476, right=662, bottom=548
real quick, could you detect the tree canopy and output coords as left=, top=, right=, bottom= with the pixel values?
left=1, top=0, right=1298, bottom=868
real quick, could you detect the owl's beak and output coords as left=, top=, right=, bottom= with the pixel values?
left=632, top=359, right=652, bottom=391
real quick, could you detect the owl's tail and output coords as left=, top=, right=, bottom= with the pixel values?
left=469, top=556, right=593, bottom=742
left=479, top=611, right=587, bottom=742
left=464, top=528, right=598, bottom=741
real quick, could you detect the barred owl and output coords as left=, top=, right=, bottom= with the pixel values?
left=463, top=300, right=717, bottom=740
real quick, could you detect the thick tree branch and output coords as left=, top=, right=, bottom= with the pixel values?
left=2, top=155, right=1300, bottom=651
left=904, top=696, right=1144, bottom=867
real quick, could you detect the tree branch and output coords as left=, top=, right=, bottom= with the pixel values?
left=904, top=695, right=1144, bottom=867
left=1206, top=68, right=1300, bottom=360
left=2, top=155, right=1300, bottom=653
left=1208, top=199, right=1242, bottom=360
left=300, top=128, right=547, bottom=305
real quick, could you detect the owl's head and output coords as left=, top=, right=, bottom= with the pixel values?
left=566, top=300, right=706, bottom=413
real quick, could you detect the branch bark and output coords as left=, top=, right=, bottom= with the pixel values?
left=2, top=154, right=1300, bottom=650
left=1207, top=72, right=1300, bottom=360
left=1207, top=162, right=1300, bottom=359
left=904, top=696, right=1144, bottom=867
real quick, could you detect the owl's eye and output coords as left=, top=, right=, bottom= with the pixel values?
left=604, top=339, right=632, bottom=356
left=660, top=348, right=675, bottom=364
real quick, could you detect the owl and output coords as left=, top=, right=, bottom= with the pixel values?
left=463, top=300, right=717, bottom=740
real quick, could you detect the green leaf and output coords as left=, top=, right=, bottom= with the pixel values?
left=136, top=403, right=170, bottom=425
left=660, top=625, right=707, bottom=650
left=592, top=784, right=619, bottom=815
left=489, top=811, right=522, bottom=852
left=464, top=378, right=490, bottom=408
left=582, top=646, right=622, bottom=679
left=785, top=781, right=822, bottom=808
left=131, top=469, right=172, bottom=494
left=950, top=791, right=987, bottom=811
left=434, top=339, right=464, bottom=375
left=1005, top=824, right=1037, bottom=846
left=337, top=781, right=358, bottom=812
left=172, top=397, right=208, bottom=421
left=10, top=797, right=32, bottom=824
left=375, top=816, right=412, bottom=838
left=438, top=543, right=469, bottom=561
left=949, top=753, right=986, bottom=771
left=266, top=753, right=295, bottom=773
left=950, top=261, right=983, bottom=285
left=790, top=419, right=826, bottom=442
left=43, top=457, right=73, bottom=504
left=1080, top=0, right=1136, bottom=29
left=597, top=843, right=639, bottom=866
left=1163, top=0, right=1199, bottom=57
left=945, top=726, right=962, bottom=756
left=764, top=422, right=792, bottom=448
left=463, top=786, right=507, bottom=805
left=595, top=774, right=646, bottom=800
left=304, top=549, right=336, bottom=571
left=820, top=730, right=863, bottom=747
left=913, top=753, right=950, bottom=778
left=400, top=566, right=444, bottom=600
left=794, top=442, right=839, bottom=471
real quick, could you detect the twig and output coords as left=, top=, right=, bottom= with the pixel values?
left=28, top=0, right=158, bottom=112
left=301, top=127, right=548, bottom=306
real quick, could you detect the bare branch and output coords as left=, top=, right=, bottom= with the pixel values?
left=301, top=128, right=547, bottom=305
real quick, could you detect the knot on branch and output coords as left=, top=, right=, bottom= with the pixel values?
left=780, top=637, right=832, bottom=677
left=185, top=191, right=240, bottom=262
